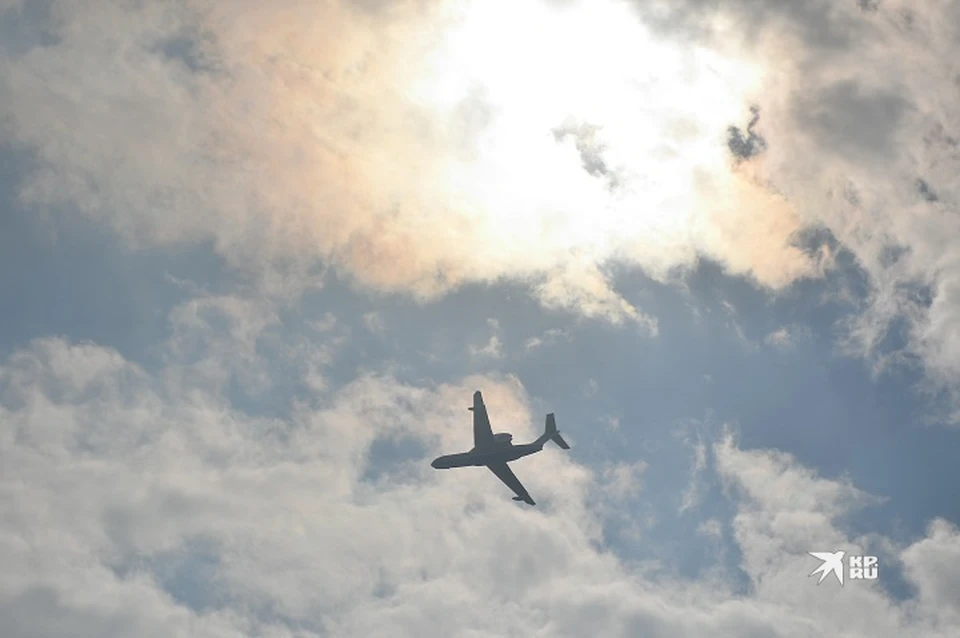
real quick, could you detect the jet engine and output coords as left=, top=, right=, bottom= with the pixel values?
left=493, top=432, right=513, bottom=444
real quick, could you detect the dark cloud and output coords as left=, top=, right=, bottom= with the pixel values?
left=790, top=225, right=840, bottom=261
left=154, top=32, right=220, bottom=75
left=916, top=178, right=938, bottom=202
left=629, top=0, right=859, bottom=52
left=727, top=105, right=767, bottom=161
left=794, top=80, right=909, bottom=158
left=879, top=244, right=909, bottom=269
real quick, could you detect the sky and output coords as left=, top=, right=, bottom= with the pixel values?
left=2, top=0, right=960, bottom=636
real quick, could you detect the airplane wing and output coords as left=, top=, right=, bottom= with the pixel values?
left=470, top=390, right=495, bottom=450
left=487, top=462, right=535, bottom=505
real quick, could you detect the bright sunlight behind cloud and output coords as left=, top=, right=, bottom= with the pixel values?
left=2, top=0, right=825, bottom=326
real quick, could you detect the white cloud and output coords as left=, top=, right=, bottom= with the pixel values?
left=470, top=335, right=504, bottom=359
left=0, top=0, right=817, bottom=333
left=468, top=318, right=505, bottom=359
left=2, top=325, right=957, bottom=637
left=764, top=326, right=793, bottom=350
left=159, top=292, right=348, bottom=401
left=764, top=324, right=812, bottom=351
left=163, top=294, right=280, bottom=392
left=617, top=0, right=960, bottom=419
left=698, top=518, right=723, bottom=540
left=598, top=461, right=647, bottom=501
left=900, top=519, right=960, bottom=625
left=524, top=327, right=570, bottom=351
left=3, top=1, right=960, bottom=635
left=9, top=0, right=960, bottom=414
left=533, top=260, right=660, bottom=332
left=679, top=433, right=709, bottom=514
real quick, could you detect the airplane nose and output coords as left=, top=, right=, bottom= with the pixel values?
left=431, top=458, right=440, bottom=468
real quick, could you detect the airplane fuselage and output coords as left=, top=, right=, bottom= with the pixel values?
left=431, top=440, right=545, bottom=469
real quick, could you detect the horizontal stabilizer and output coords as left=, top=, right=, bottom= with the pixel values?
left=544, top=413, right=570, bottom=449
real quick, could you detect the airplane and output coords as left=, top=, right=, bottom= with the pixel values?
left=431, top=390, right=570, bottom=505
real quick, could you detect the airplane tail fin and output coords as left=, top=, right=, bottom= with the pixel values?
left=544, top=413, right=570, bottom=449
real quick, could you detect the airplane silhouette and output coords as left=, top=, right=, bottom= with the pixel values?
left=431, top=390, right=570, bottom=505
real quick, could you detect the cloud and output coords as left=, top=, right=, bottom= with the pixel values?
left=632, top=0, right=960, bottom=418
left=598, top=461, right=647, bottom=501
left=679, top=431, right=709, bottom=513
left=0, top=0, right=952, bottom=362
left=524, top=327, right=570, bottom=351
left=308, top=312, right=338, bottom=334
left=900, top=519, right=960, bottom=624
left=764, top=327, right=794, bottom=350
left=764, top=324, right=812, bottom=351
left=469, top=336, right=504, bottom=359
left=727, top=319, right=759, bottom=352
left=535, top=260, right=661, bottom=332
left=698, top=518, right=723, bottom=540
left=362, top=311, right=386, bottom=336
left=6, top=1, right=960, bottom=634
left=159, top=292, right=348, bottom=401
left=17, top=0, right=960, bottom=413
left=468, top=318, right=505, bottom=359
left=0, top=0, right=829, bottom=330
left=1, top=329, right=959, bottom=636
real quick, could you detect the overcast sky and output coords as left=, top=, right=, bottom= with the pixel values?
left=2, top=0, right=960, bottom=636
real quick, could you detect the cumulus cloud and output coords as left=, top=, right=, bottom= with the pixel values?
left=13, top=0, right=960, bottom=413
left=0, top=0, right=827, bottom=328
left=1, top=331, right=958, bottom=637
left=900, top=519, right=960, bottom=625
left=632, top=0, right=960, bottom=418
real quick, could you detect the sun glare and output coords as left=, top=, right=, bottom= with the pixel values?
left=409, top=0, right=764, bottom=273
